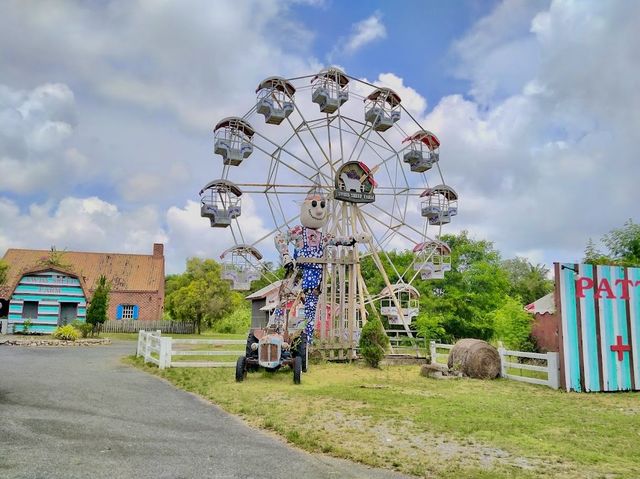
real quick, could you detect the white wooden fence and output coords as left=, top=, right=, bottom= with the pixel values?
left=430, top=341, right=560, bottom=389
left=136, top=330, right=245, bottom=369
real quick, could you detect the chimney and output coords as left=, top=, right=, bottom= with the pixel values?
left=153, top=243, right=164, bottom=258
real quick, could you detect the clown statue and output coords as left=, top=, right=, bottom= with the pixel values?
left=274, top=189, right=368, bottom=344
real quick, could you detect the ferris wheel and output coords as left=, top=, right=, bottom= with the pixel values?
left=199, top=67, right=458, bottom=339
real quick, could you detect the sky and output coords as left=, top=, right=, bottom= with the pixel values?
left=0, top=0, right=639, bottom=274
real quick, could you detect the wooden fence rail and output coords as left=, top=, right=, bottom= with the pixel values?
left=102, top=320, right=194, bottom=334
left=137, top=330, right=244, bottom=369
left=429, top=341, right=560, bottom=389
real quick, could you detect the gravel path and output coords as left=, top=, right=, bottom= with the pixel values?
left=0, top=341, right=414, bottom=479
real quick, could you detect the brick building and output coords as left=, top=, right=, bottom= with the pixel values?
left=0, top=244, right=165, bottom=333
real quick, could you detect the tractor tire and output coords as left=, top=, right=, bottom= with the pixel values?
left=293, top=356, right=302, bottom=385
left=299, top=340, right=308, bottom=373
left=235, top=356, right=247, bottom=382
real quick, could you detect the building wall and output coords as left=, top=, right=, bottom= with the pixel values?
left=107, top=291, right=163, bottom=321
left=531, top=312, right=560, bottom=353
left=8, top=271, right=86, bottom=333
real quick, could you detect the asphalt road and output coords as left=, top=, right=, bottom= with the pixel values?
left=0, top=341, right=414, bottom=479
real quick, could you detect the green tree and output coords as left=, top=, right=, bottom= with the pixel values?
left=165, top=258, right=234, bottom=334
left=583, top=238, right=613, bottom=265
left=501, top=257, right=553, bottom=305
left=602, top=219, right=640, bottom=266
left=421, top=231, right=510, bottom=341
left=490, top=296, right=535, bottom=351
left=0, top=259, right=8, bottom=286
left=359, top=317, right=389, bottom=368
left=583, top=220, right=640, bottom=267
left=86, top=275, right=110, bottom=337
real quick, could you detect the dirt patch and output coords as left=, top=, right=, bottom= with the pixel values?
left=314, top=410, right=579, bottom=477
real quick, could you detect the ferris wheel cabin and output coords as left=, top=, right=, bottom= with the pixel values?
left=364, top=87, right=401, bottom=132
left=413, top=241, right=452, bottom=280
left=403, top=130, right=440, bottom=173
left=214, top=117, right=255, bottom=166
left=380, top=284, right=420, bottom=326
left=199, top=179, right=242, bottom=228
left=311, top=67, right=350, bottom=113
left=220, top=245, right=263, bottom=291
left=256, top=77, right=296, bottom=125
left=421, top=185, right=458, bottom=225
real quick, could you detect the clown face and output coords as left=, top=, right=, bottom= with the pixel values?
left=300, top=195, right=328, bottom=230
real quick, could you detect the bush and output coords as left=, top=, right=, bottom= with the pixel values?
left=211, top=302, right=251, bottom=334
left=20, top=318, right=33, bottom=334
left=71, top=320, right=93, bottom=338
left=359, top=318, right=389, bottom=368
left=52, top=324, right=80, bottom=341
left=490, top=296, right=535, bottom=351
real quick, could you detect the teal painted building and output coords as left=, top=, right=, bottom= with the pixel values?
left=8, top=269, right=87, bottom=333
left=556, top=263, right=640, bottom=392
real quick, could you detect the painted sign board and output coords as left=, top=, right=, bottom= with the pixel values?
left=556, top=263, right=639, bottom=392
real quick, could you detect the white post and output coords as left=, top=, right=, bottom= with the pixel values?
left=0, top=319, right=7, bottom=335
left=159, top=337, right=172, bottom=369
left=136, top=330, right=145, bottom=357
left=429, top=340, right=436, bottom=364
left=547, top=352, right=560, bottom=389
left=498, top=347, right=507, bottom=378
left=144, top=332, right=151, bottom=364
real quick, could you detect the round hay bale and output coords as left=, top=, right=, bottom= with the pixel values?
left=447, top=339, right=501, bottom=379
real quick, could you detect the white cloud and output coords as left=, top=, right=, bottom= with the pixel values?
left=330, top=12, right=387, bottom=60
left=427, top=0, right=640, bottom=266
left=0, top=83, right=95, bottom=194
left=0, top=196, right=168, bottom=260
left=165, top=195, right=270, bottom=272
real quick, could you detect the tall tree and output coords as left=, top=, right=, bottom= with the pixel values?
left=602, top=219, right=640, bottom=266
left=165, top=258, right=234, bottom=334
left=583, top=219, right=640, bottom=267
left=419, top=231, right=510, bottom=341
left=86, top=275, right=110, bottom=336
left=501, top=257, right=553, bottom=305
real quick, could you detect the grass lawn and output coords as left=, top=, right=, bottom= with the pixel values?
left=127, top=358, right=640, bottom=479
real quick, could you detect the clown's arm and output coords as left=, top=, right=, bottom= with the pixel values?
left=274, top=226, right=303, bottom=269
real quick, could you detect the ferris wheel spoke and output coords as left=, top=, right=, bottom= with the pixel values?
left=290, top=101, right=332, bottom=168
left=250, top=137, right=331, bottom=185
left=251, top=131, right=333, bottom=184
left=355, top=209, right=405, bottom=284
left=363, top=204, right=425, bottom=246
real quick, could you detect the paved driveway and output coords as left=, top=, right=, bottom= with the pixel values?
left=0, top=342, right=413, bottom=479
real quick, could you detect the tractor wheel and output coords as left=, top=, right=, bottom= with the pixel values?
left=299, top=339, right=308, bottom=373
left=293, top=356, right=302, bottom=385
left=235, top=356, right=247, bottom=382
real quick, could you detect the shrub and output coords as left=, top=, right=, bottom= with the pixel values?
left=71, top=320, right=93, bottom=338
left=21, top=318, right=32, bottom=334
left=490, top=296, right=535, bottom=351
left=359, top=317, right=389, bottom=368
left=212, top=305, right=251, bottom=334
left=52, top=324, right=80, bottom=341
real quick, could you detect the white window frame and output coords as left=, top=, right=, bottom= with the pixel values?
left=121, top=304, right=135, bottom=320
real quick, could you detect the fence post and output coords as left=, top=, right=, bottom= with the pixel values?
left=136, top=330, right=145, bottom=357
left=498, top=347, right=507, bottom=378
left=159, top=337, right=172, bottom=369
left=158, top=337, right=168, bottom=370
left=429, top=341, right=436, bottom=364
left=144, top=332, right=151, bottom=364
left=547, top=352, right=560, bottom=389
left=0, top=319, right=7, bottom=335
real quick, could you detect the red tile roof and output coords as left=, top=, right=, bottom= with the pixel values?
left=0, top=245, right=164, bottom=299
